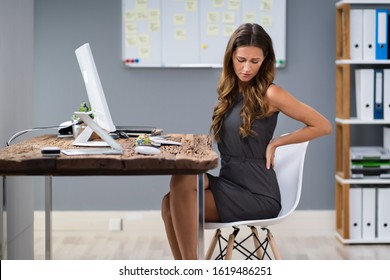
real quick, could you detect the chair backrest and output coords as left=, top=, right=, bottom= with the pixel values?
left=273, top=140, right=309, bottom=218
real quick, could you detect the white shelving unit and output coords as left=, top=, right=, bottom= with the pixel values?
left=335, top=118, right=390, bottom=125
left=336, top=59, right=390, bottom=64
left=336, top=175, right=390, bottom=185
left=335, top=0, right=390, bottom=244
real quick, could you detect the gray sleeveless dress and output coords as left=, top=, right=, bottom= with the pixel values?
left=207, top=93, right=281, bottom=222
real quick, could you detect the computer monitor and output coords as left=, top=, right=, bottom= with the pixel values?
left=73, top=43, right=116, bottom=146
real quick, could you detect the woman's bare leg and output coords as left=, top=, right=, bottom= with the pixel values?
left=169, top=175, right=198, bottom=259
left=161, top=174, right=220, bottom=259
left=161, top=193, right=182, bottom=259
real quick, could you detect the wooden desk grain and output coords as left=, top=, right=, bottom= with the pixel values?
left=0, top=134, right=219, bottom=176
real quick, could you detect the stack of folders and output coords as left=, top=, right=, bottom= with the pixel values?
left=350, top=8, right=389, bottom=60
left=350, top=146, right=390, bottom=179
left=349, top=185, right=390, bottom=240
left=355, top=68, right=390, bottom=120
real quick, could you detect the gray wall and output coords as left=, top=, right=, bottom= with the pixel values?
left=1, top=0, right=34, bottom=259
left=33, top=0, right=338, bottom=211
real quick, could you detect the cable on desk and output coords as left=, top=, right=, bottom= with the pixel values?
left=6, top=126, right=64, bottom=146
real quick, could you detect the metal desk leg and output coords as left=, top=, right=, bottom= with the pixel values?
left=0, top=176, right=6, bottom=260
left=45, top=176, right=52, bottom=260
left=197, top=174, right=204, bottom=260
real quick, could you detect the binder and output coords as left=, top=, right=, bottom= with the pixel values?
left=350, top=9, right=363, bottom=60
left=374, top=69, right=384, bottom=119
left=355, top=69, right=374, bottom=120
left=362, top=187, right=376, bottom=239
left=376, top=9, right=389, bottom=60
left=355, top=69, right=361, bottom=119
left=363, top=9, right=376, bottom=60
left=349, top=186, right=362, bottom=239
left=384, top=126, right=390, bottom=151
left=377, top=187, right=390, bottom=239
left=384, top=69, right=390, bottom=120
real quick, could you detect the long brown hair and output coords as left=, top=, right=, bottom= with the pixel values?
left=210, top=23, right=276, bottom=142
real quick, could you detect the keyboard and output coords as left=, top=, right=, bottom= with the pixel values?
left=61, top=148, right=123, bottom=156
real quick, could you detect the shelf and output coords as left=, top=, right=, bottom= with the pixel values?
left=336, top=232, right=390, bottom=244
left=336, top=175, right=390, bottom=184
left=335, top=118, right=390, bottom=124
left=335, top=0, right=390, bottom=245
left=336, top=0, right=390, bottom=7
left=336, top=59, right=390, bottom=64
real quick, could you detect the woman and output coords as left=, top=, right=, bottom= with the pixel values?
left=161, top=23, right=332, bottom=260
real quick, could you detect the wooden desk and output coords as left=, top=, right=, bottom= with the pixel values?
left=0, top=134, right=218, bottom=259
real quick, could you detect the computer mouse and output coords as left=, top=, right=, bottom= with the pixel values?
left=135, top=146, right=161, bottom=155
left=108, top=132, right=119, bottom=139
left=58, top=120, right=74, bottom=135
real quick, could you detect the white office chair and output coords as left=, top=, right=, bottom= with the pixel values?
left=205, top=140, right=309, bottom=260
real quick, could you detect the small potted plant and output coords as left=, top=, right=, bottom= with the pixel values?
left=72, top=102, right=93, bottom=138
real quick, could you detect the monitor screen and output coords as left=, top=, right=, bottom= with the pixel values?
left=75, top=43, right=116, bottom=133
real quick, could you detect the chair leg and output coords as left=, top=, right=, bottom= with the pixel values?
left=225, top=233, right=235, bottom=260
left=266, top=230, right=282, bottom=260
left=205, top=229, right=221, bottom=260
left=250, top=226, right=263, bottom=259
left=207, top=227, right=281, bottom=260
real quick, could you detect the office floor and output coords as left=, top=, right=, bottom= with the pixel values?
left=33, top=210, right=390, bottom=260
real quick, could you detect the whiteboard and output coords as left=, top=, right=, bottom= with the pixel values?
left=122, top=0, right=286, bottom=68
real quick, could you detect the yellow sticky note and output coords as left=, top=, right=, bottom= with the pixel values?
left=228, top=0, right=240, bottom=11
left=224, top=25, right=235, bottom=37
left=138, top=34, right=150, bottom=45
left=185, top=0, right=198, bottom=12
left=149, top=9, right=160, bottom=21
left=244, top=12, right=256, bottom=23
left=260, top=15, right=273, bottom=27
left=135, top=0, right=148, bottom=10
left=139, top=46, right=151, bottom=58
left=223, top=12, right=235, bottom=24
left=149, top=21, right=160, bottom=32
left=125, top=22, right=137, bottom=35
left=126, top=36, right=139, bottom=47
left=123, top=10, right=137, bottom=22
left=175, top=28, right=187, bottom=40
left=213, top=0, right=224, bottom=8
left=174, top=14, right=186, bottom=25
left=261, top=0, right=273, bottom=11
left=207, top=24, right=219, bottom=36
left=208, top=12, right=219, bottom=24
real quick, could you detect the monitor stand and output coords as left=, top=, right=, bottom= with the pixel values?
left=72, top=125, right=109, bottom=147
